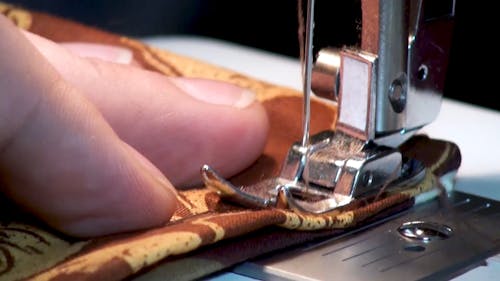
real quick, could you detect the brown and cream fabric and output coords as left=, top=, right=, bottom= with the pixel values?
left=0, top=3, right=462, bottom=281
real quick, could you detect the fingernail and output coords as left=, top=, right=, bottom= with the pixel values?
left=60, top=42, right=133, bottom=64
left=122, top=142, right=177, bottom=194
left=169, top=77, right=256, bottom=109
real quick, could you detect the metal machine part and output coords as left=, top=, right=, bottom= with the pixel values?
left=202, top=130, right=425, bottom=214
left=233, top=191, right=500, bottom=281
left=311, top=47, right=340, bottom=101
left=201, top=0, right=455, bottom=215
left=197, top=1, right=495, bottom=280
left=311, top=0, right=455, bottom=146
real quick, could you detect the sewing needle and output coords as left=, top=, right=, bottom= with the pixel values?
left=301, top=0, right=315, bottom=148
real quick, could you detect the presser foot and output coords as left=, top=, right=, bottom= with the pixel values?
left=201, top=130, right=426, bottom=214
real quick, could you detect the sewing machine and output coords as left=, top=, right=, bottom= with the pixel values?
left=144, top=0, right=499, bottom=280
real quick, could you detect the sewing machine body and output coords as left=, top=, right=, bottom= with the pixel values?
left=144, top=0, right=499, bottom=279
left=201, top=0, right=456, bottom=223
left=234, top=191, right=500, bottom=281
left=144, top=34, right=500, bottom=281
left=198, top=1, right=453, bottom=225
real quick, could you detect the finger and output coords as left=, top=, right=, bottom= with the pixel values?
left=0, top=15, right=177, bottom=238
left=60, top=42, right=134, bottom=64
left=24, top=31, right=270, bottom=187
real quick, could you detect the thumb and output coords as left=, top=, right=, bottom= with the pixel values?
left=0, top=15, right=177, bottom=238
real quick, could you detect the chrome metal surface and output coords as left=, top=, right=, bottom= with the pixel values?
left=302, top=132, right=403, bottom=199
left=201, top=165, right=274, bottom=209
left=311, top=48, right=341, bottom=101
left=398, top=221, right=453, bottom=242
left=375, top=0, right=408, bottom=136
left=301, top=0, right=315, bottom=148
left=405, top=0, right=455, bottom=141
left=309, top=1, right=456, bottom=147
left=375, top=0, right=455, bottom=145
left=201, top=130, right=424, bottom=214
left=234, top=191, right=500, bottom=281
left=200, top=0, right=454, bottom=219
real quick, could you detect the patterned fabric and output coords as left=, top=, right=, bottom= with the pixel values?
left=0, top=3, right=462, bottom=281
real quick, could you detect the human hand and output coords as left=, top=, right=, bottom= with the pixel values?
left=0, top=15, right=269, bottom=238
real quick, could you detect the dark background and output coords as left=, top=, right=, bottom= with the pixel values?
left=6, top=0, right=498, bottom=111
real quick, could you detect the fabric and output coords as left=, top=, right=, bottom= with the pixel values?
left=0, top=3, right=462, bottom=281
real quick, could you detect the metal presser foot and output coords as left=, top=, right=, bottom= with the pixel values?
left=202, top=2, right=500, bottom=280
left=201, top=0, right=455, bottom=214
left=201, top=130, right=426, bottom=214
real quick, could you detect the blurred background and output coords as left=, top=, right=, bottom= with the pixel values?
left=5, top=0, right=497, bottom=111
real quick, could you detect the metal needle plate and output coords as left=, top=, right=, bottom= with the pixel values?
left=233, top=191, right=500, bottom=281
